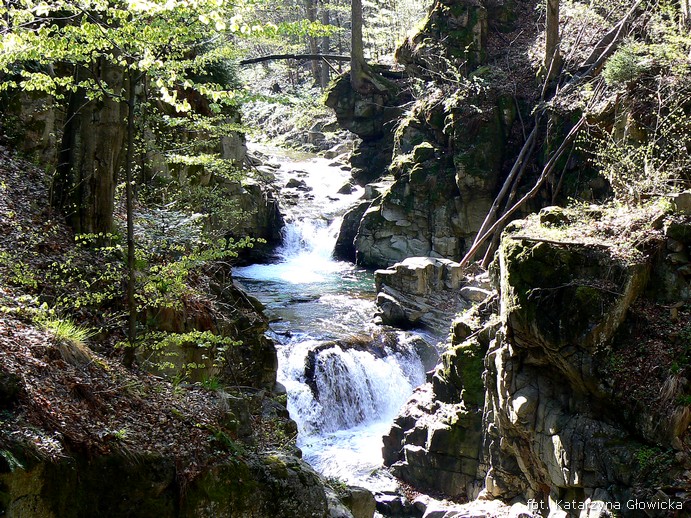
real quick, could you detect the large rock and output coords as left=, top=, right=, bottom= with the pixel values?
left=142, top=268, right=277, bottom=390
left=383, top=208, right=691, bottom=515
left=0, top=450, right=351, bottom=518
left=374, top=257, right=468, bottom=329
left=373, top=257, right=495, bottom=331
left=481, top=211, right=689, bottom=514
left=382, top=299, right=499, bottom=500
left=324, top=70, right=410, bottom=186
left=397, top=0, right=490, bottom=78
left=325, top=70, right=405, bottom=142
left=218, top=178, right=284, bottom=263
left=353, top=84, right=514, bottom=269
left=334, top=200, right=372, bottom=262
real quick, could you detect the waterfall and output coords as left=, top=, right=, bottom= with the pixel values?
left=279, top=336, right=426, bottom=436
left=234, top=145, right=434, bottom=489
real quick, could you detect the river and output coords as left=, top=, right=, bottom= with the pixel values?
left=234, top=145, right=436, bottom=492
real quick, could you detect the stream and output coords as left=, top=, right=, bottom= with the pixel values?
left=234, top=145, right=437, bottom=492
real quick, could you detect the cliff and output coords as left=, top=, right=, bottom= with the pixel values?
left=325, top=2, right=691, bottom=510
left=382, top=203, right=691, bottom=515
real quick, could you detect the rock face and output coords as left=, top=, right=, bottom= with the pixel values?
left=220, top=178, right=284, bottom=263
left=349, top=68, right=515, bottom=269
left=396, top=0, right=492, bottom=78
left=483, top=232, right=652, bottom=503
left=326, top=0, right=519, bottom=270
left=383, top=207, right=691, bottom=515
left=382, top=298, right=499, bottom=500
left=373, top=257, right=493, bottom=330
left=141, top=267, right=278, bottom=389
left=325, top=68, right=410, bottom=186
left=0, top=450, right=352, bottom=518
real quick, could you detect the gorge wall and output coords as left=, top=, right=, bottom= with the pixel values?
left=328, top=0, right=530, bottom=269
left=380, top=205, right=691, bottom=515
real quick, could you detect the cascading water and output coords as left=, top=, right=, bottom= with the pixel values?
left=235, top=145, right=434, bottom=490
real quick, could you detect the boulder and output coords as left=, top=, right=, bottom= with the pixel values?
left=341, top=486, right=376, bottom=518
left=0, top=450, right=340, bottom=518
left=334, top=200, right=371, bottom=262
left=373, top=257, right=493, bottom=331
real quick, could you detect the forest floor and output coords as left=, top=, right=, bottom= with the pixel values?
left=0, top=142, right=291, bottom=484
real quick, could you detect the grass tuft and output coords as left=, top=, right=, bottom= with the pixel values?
left=39, top=318, right=95, bottom=366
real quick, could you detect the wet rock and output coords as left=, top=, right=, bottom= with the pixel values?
left=376, top=292, right=409, bottom=327
left=304, top=333, right=435, bottom=400
left=338, top=182, right=354, bottom=195
left=341, top=486, right=376, bottom=518
left=285, top=178, right=310, bottom=190
left=334, top=200, right=371, bottom=262
left=375, top=492, right=415, bottom=517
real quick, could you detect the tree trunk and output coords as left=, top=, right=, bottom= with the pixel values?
left=682, top=0, right=691, bottom=28
left=123, top=70, right=138, bottom=368
left=305, top=0, right=321, bottom=84
left=54, top=58, right=127, bottom=239
left=545, top=0, right=561, bottom=80
left=320, top=0, right=331, bottom=88
left=351, top=0, right=366, bottom=92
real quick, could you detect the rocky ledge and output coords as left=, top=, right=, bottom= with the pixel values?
left=373, top=256, right=494, bottom=331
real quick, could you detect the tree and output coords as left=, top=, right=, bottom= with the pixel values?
left=351, top=0, right=367, bottom=91
left=304, top=0, right=321, bottom=83
left=1, top=0, right=242, bottom=361
left=545, top=0, right=561, bottom=79
left=320, top=0, right=331, bottom=87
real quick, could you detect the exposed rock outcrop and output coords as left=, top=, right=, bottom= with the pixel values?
left=382, top=297, right=498, bottom=499
left=352, top=79, right=515, bottom=269
left=325, top=69, right=410, bottom=186
left=373, top=257, right=493, bottom=330
left=396, top=0, right=491, bottom=78
left=0, top=446, right=360, bottom=518
left=325, top=0, right=522, bottom=270
left=383, top=205, right=691, bottom=515
left=221, top=178, right=284, bottom=263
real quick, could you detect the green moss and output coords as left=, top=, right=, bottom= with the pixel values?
left=574, top=286, right=604, bottom=308
left=412, top=142, right=436, bottom=163
left=264, top=455, right=289, bottom=478
left=453, top=106, right=505, bottom=179
left=184, top=459, right=258, bottom=515
left=440, top=338, right=486, bottom=407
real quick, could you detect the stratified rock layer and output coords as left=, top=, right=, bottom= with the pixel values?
left=383, top=207, right=691, bottom=516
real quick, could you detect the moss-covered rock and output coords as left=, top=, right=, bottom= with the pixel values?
left=0, top=448, right=349, bottom=518
left=397, top=0, right=490, bottom=78
left=381, top=297, right=498, bottom=501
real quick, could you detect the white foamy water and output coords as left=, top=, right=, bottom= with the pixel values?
left=235, top=145, right=430, bottom=491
